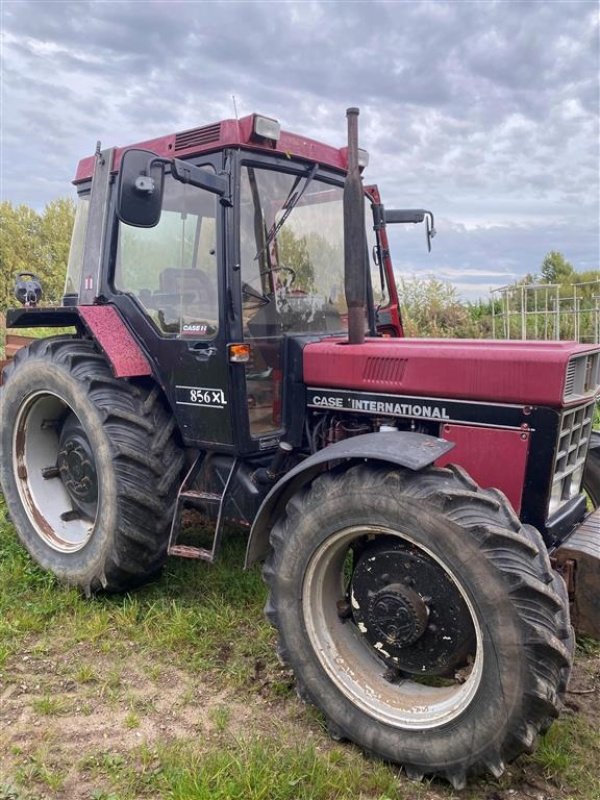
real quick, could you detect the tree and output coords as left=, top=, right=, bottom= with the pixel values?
left=0, top=199, right=75, bottom=311
left=399, top=277, right=477, bottom=338
left=540, top=251, right=575, bottom=284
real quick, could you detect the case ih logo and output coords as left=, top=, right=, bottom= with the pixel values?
left=175, top=385, right=227, bottom=409
left=182, top=323, right=209, bottom=335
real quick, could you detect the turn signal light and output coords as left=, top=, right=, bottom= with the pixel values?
left=229, top=343, right=251, bottom=363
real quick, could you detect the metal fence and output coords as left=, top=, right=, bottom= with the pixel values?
left=490, top=280, right=600, bottom=343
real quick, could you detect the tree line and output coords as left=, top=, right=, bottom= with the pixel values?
left=1, top=199, right=597, bottom=341
left=0, top=199, right=75, bottom=312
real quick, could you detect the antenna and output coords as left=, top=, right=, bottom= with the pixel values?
left=232, top=95, right=239, bottom=121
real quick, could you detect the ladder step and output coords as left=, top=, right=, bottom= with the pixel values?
left=168, top=544, right=214, bottom=561
left=180, top=490, right=222, bottom=503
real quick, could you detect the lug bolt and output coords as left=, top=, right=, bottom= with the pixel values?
left=336, top=599, right=353, bottom=619
left=383, top=667, right=402, bottom=683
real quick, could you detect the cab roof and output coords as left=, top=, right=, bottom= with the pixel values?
left=74, top=113, right=350, bottom=184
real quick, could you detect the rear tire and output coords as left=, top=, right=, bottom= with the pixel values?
left=263, top=463, right=573, bottom=788
left=0, top=337, right=184, bottom=593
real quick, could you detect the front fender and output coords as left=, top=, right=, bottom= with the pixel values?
left=244, top=430, right=454, bottom=567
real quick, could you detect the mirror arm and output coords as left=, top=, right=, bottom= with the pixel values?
left=171, top=158, right=229, bottom=200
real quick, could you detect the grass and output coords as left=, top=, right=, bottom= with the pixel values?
left=0, top=497, right=274, bottom=679
left=1, top=494, right=599, bottom=800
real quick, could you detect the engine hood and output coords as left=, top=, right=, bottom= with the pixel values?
left=302, top=337, right=600, bottom=407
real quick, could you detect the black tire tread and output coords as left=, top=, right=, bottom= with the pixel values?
left=263, top=461, right=574, bottom=787
left=1, top=336, right=184, bottom=592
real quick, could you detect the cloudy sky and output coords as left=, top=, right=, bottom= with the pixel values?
left=1, top=0, right=598, bottom=299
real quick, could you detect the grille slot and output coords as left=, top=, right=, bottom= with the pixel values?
left=174, top=123, right=222, bottom=153
left=564, top=352, right=600, bottom=401
left=363, top=357, right=407, bottom=384
left=549, top=399, right=596, bottom=515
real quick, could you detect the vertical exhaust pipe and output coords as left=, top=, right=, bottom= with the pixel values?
left=344, top=107, right=367, bottom=345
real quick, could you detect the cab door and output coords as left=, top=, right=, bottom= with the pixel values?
left=111, top=158, right=235, bottom=448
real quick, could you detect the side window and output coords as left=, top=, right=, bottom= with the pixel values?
left=115, top=170, right=218, bottom=338
left=64, top=194, right=90, bottom=297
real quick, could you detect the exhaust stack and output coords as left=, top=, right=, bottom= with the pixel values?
left=343, top=107, right=367, bottom=345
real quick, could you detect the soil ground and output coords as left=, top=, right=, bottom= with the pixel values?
left=1, top=634, right=598, bottom=800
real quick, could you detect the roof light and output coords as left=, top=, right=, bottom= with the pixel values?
left=253, top=115, right=280, bottom=142
left=358, top=149, right=369, bottom=168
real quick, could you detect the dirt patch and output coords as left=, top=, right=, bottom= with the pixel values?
left=1, top=640, right=599, bottom=800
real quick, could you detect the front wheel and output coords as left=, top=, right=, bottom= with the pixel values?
left=264, top=464, right=573, bottom=788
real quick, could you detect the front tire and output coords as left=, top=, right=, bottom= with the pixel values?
left=583, top=430, right=600, bottom=508
left=264, top=463, right=573, bottom=788
left=0, top=337, right=184, bottom=593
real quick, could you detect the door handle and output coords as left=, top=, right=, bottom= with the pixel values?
left=189, top=344, right=217, bottom=361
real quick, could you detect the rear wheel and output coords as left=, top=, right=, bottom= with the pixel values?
left=0, top=337, right=184, bottom=593
left=264, top=463, right=573, bottom=788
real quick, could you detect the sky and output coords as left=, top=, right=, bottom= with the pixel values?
left=1, top=0, right=599, bottom=300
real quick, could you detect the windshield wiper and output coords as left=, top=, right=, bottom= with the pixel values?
left=254, top=163, right=319, bottom=262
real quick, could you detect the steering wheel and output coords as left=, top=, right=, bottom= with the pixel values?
left=258, top=265, right=296, bottom=285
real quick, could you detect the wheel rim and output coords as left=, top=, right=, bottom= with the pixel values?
left=13, top=391, right=98, bottom=553
left=302, top=525, right=484, bottom=729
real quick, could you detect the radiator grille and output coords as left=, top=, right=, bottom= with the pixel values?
left=174, top=123, right=222, bottom=153
left=549, top=399, right=596, bottom=514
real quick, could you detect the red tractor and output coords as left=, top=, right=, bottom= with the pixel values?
left=1, top=109, right=598, bottom=789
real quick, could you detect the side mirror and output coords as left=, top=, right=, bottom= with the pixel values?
left=378, top=207, right=436, bottom=252
left=116, top=149, right=165, bottom=228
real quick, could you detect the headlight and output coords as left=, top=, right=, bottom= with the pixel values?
left=568, top=464, right=585, bottom=499
left=358, top=148, right=369, bottom=168
left=548, top=481, right=565, bottom=516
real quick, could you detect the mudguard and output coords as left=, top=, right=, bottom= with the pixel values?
left=6, top=305, right=152, bottom=378
left=244, top=430, right=454, bottom=567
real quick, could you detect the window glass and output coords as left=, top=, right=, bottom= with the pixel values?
left=64, top=195, right=90, bottom=296
left=241, top=165, right=370, bottom=438
left=240, top=166, right=348, bottom=338
left=115, top=171, right=218, bottom=338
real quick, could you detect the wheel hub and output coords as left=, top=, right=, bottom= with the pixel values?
left=367, top=583, right=429, bottom=647
left=57, top=414, right=98, bottom=515
left=351, top=537, right=475, bottom=675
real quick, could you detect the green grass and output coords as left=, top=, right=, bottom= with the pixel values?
left=1, top=494, right=600, bottom=800
left=77, top=738, right=408, bottom=800
left=0, top=325, right=76, bottom=359
left=0, top=496, right=274, bottom=679
left=526, top=715, right=600, bottom=797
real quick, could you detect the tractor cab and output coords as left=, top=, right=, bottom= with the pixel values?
left=55, top=113, right=408, bottom=455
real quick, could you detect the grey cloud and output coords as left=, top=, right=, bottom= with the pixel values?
left=1, top=0, right=598, bottom=286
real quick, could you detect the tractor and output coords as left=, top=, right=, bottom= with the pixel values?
left=1, top=108, right=598, bottom=789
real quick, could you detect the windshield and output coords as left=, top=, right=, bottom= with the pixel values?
left=240, top=166, right=350, bottom=335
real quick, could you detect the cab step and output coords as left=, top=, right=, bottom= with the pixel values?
left=167, top=454, right=238, bottom=564
left=168, top=545, right=214, bottom=561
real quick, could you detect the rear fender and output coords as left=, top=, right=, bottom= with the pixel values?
left=6, top=305, right=152, bottom=378
left=244, top=431, right=454, bottom=567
